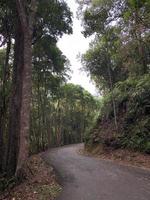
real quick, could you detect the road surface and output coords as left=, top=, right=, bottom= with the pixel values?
left=43, top=144, right=150, bottom=200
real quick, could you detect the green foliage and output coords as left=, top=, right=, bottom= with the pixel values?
left=36, top=0, right=72, bottom=37
left=119, top=75, right=150, bottom=153
left=30, top=83, right=100, bottom=153
left=78, top=0, right=150, bottom=153
left=120, top=116, right=150, bottom=153
left=82, top=29, right=127, bottom=92
left=87, top=75, right=150, bottom=153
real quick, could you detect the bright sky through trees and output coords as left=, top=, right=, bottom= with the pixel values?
left=57, top=0, right=98, bottom=96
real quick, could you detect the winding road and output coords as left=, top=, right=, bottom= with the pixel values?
left=43, top=144, right=150, bottom=200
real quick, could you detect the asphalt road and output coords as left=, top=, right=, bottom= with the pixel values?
left=43, top=144, right=150, bottom=200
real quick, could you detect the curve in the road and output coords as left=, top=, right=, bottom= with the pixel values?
left=43, top=144, right=150, bottom=200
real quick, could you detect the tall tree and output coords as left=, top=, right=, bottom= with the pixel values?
left=15, top=0, right=37, bottom=175
left=6, top=0, right=37, bottom=177
left=0, top=0, right=72, bottom=177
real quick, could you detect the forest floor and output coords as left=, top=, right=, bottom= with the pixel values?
left=43, top=144, right=150, bottom=200
left=0, top=155, right=61, bottom=200
left=82, top=144, right=150, bottom=170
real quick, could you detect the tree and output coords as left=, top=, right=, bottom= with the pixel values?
left=30, top=83, right=100, bottom=152
left=15, top=0, right=37, bottom=175
left=0, top=0, right=73, bottom=177
left=79, top=0, right=150, bottom=76
left=6, top=0, right=37, bottom=177
left=78, top=0, right=150, bottom=131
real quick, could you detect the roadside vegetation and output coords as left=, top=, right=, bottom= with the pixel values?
left=78, top=0, right=150, bottom=154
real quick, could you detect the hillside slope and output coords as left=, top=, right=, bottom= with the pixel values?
left=86, top=75, right=150, bottom=154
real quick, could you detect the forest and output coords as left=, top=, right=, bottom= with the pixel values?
left=0, top=0, right=100, bottom=181
left=78, top=0, right=150, bottom=154
left=0, top=0, right=150, bottom=198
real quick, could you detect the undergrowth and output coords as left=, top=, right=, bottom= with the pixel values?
left=86, top=75, right=150, bottom=153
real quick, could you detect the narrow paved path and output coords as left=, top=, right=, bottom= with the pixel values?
left=43, top=144, right=150, bottom=200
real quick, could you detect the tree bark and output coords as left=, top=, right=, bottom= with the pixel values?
left=15, top=0, right=37, bottom=176
left=6, top=0, right=37, bottom=177
left=6, top=23, right=24, bottom=176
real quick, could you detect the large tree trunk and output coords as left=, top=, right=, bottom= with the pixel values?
left=6, top=23, right=24, bottom=177
left=6, top=0, right=36, bottom=177
left=15, top=0, right=36, bottom=176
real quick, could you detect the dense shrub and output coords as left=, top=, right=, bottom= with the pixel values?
left=86, top=75, right=150, bottom=153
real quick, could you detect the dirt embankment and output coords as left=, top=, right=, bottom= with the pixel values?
left=0, top=155, right=61, bottom=200
left=82, top=144, right=150, bottom=170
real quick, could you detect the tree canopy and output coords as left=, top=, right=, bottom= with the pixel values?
left=77, top=0, right=150, bottom=153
